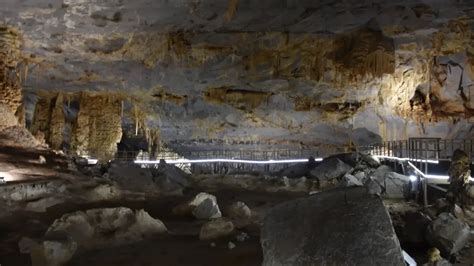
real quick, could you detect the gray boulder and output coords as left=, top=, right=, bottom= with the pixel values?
left=309, top=158, right=353, bottom=187
left=106, top=161, right=188, bottom=195
left=341, top=174, right=363, bottom=187
left=360, top=153, right=381, bottom=168
left=371, top=166, right=410, bottom=199
left=382, top=172, right=410, bottom=199
left=364, top=177, right=382, bottom=196
left=371, top=165, right=393, bottom=182
left=153, top=160, right=190, bottom=187
left=261, top=187, right=405, bottom=266
left=426, top=212, right=470, bottom=256
left=276, top=157, right=318, bottom=179
left=192, top=198, right=222, bottom=220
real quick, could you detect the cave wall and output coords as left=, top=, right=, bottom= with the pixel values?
left=2, top=0, right=474, bottom=153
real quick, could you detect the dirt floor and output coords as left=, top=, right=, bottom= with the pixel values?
left=0, top=187, right=306, bottom=266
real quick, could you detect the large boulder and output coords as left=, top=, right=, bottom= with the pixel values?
left=106, top=161, right=187, bottom=195
left=193, top=198, right=222, bottom=220
left=106, top=162, right=157, bottom=193
left=309, top=158, right=353, bottom=187
left=371, top=165, right=410, bottom=199
left=371, top=165, right=393, bottom=182
left=227, top=201, right=252, bottom=221
left=173, top=192, right=222, bottom=220
left=199, top=218, right=235, bottom=240
left=226, top=201, right=252, bottom=227
left=152, top=160, right=191, bottom=188
left=426, top=213, right=470, bottom=257
left=382, top=172, right=410, bottom=199
left=341, top=174, right=363, bottom=187
left=276, top=157, right=318, bottom=179
left=261, top=187, right=405, bottom=266
left=46, top=207, right=167, bottom=250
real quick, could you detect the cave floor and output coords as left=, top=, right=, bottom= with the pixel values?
left=0, top=187, right=305, bottom=266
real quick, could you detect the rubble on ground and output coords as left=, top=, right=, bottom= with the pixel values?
left=199, top=218, right=235, bottom=240
left=25, top=197, right=65, bottom=213
left=261, top=187, right=405, bottom=266
left=20, top=208, right=167, bottom=264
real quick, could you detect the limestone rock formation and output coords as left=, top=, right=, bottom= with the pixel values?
left=261, top=187, right=405, bottom=266
left=309, top=157, right=353, bottom=187
left=192, top=198, right=222, bottom=220
left=71, top=92, right=122, bottom=160
left=173, top=192, right=222, bottom=219
left=106, top=161, right=185, bottom=195
left=0, top=25, right=22, bottom=116
left=45, top=207, right=167, bottom=250
left=341, top=173, right=363, bottom=187
left=426, top=213, right=470, bottom=257
left=30, top=93, right=66, bottom=150
left=227, top=201, right=252, bottom=221
left=199, top=218, right=235, bottom=240
left=0, top=2, right=473, bottom=151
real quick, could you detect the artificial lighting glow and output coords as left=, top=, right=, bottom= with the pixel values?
left=0, top=171, right=17, bottom=182
left=375, top=155, right=439, bottom=164
left=87, top=159, right=98, bottom=165
left=134, top=158, right=323, bottom=165
left=409, top=175, right=417, bottom=182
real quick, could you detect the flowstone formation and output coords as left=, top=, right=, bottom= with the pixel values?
left=0, top=25, right=23, bottom=120
left=1, top=1, right=474, bottom=151
left=71, top=92, right=123, bottom=160
left=30, top=93, right=66, bottom=150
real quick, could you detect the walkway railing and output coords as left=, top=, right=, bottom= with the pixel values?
left=367, top=138, right=474, bottom=162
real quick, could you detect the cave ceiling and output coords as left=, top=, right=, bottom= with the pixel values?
left=1, top=0, right=474, bottom=150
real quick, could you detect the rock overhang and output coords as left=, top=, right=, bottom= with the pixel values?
left=0, top=0, right=473, bottom=154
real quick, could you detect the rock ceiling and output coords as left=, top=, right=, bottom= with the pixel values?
left=1, top=0, right=474, bottom=154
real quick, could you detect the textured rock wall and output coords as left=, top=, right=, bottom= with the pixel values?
left=3, top=1, right=474, bottom=151
left=0, top=25, right=22, bottom=118
left=71, top=92, right=123, bottom=160
left=30, top=93, right=65, bottom=150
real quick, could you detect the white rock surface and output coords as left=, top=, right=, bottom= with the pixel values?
left=192, top=198, right=222, bottom=220
left=84, top=184, right=122, bottom=201
left=46, top=207, right=167, bottom=250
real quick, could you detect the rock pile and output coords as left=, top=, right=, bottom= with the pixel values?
left=21, top=207, right=167, bottom=265
left=426, top=213, right=471, bottom=257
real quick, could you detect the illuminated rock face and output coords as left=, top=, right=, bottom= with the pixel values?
left=1, top=1, right=474, bottom=152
